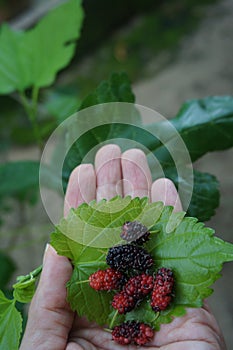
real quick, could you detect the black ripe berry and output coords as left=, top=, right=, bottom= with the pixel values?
left=121, top=221, right=150, bottom=245
left=112, top=321, right=154, bottom=345
left=106, top=244, right=153, bottom=272
left=151, top=267, right=174, bottom=312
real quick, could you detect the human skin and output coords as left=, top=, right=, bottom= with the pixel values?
left=20, top=145, right=226, bottom=350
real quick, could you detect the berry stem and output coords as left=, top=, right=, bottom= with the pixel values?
left=74, top=280, right=89, bottom=285
left=15, top=264, right=42, bottom=285
left=109, top=309, right=119, bottom=329
left=97, top=249, right=107, bottom=255
left=103, top=328, right=112, bottom=333
left=150, top=229, right=159, bottom=234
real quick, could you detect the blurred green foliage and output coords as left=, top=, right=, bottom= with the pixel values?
left=0, top=0, right=84, bottom=293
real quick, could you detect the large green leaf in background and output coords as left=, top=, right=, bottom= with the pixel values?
left=0, top=0, right=83, bottom=93
left=171, top=96, right=233, bottom=161
left=80, top=71, right=135, bottom=110
left=164, top=168, right=220, bottom=222
left=186, top=170, right=220, bottom=221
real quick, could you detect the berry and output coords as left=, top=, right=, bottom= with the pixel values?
left=112, top=291, right=136, bottom=314
left=112, top=274, right=153, bottom=314
left=89, top=268, right=125, bottom=291
left=124, top=273, right=154, bottom=299
left=151, top=267, right=174, bottom=312
left=121, top=221, right=150, bottom=245
left=106, top=244, right=154, bottom=272
left=112, top=321, right=154, bottom=345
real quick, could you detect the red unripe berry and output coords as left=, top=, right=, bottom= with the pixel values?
left=112, top=273, right=154, bottom=314
left=151, top=267, right=174, bottom=312
left=112, top=291, right=136, bottom=314
left=89, top=268, right=124, bottom=291
left=124, top=273, right=154, bottom=299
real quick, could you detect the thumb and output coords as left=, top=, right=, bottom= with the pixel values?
left=20, top=244, right=74, bottom=350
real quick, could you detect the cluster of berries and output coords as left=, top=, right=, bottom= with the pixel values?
left=88, top=220, right=175, bottom=346
left=112, top=320, right=154, bottom=346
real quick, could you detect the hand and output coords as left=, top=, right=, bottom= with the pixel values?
left=20, top=145, right=226, bottom=350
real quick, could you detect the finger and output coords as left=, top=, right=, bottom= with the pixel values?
left=20, top=245, right=74, bottom=350
left=64, top=164, right=96, bottom=216
left=121, top=148, right=152, bottom=198
left=151, top=178, right=183, bottom=211
left=95, top=144, right=122, bottom=201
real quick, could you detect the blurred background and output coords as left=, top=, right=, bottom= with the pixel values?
left=0, top=0, right=232, bottom=347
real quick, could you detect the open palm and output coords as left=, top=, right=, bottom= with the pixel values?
left=20, top=145, right=226, bottom=350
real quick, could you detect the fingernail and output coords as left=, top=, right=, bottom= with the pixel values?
left=45, top=243, right=50, bottom=253
left=43, top=243, right=57, bottom=264
left=43, top=243, right=50, bottom=263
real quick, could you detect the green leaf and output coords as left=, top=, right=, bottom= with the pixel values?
left=147, top=214, right=233, bottom=310
left=0, top=0, right=84, bottom=93
left=26, top=0, right=83, bottom=89
left=166, top=168, right=220, bottom=221
left=50, top=228, right=85, bottom=261
left=50, top=197, right=233, bottom=329
left=52, top=197, right=163, bottom=250
left=13, top=265, right=42, bottom=304
left=125, top=301, right=186, bottom=331
left=0, top=25, right=27, bottom=94
left=187, top=170, right=220, bottom=221
left=51, top=197, right=164, bottom=325
left=125, top=299, right=160, bottom=326
left=80, top=72, right=135, bottom=110
left=143, top=95, right=233, bottom=220
left=67, top=262, right=113, bottom=325
left=0, top=290, right=22, bottom=350
left=171, top=96, right=233, bottom=162
left=13, top=279, right=36, bottom=304
left=0, top=252, right=15, bottom=289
